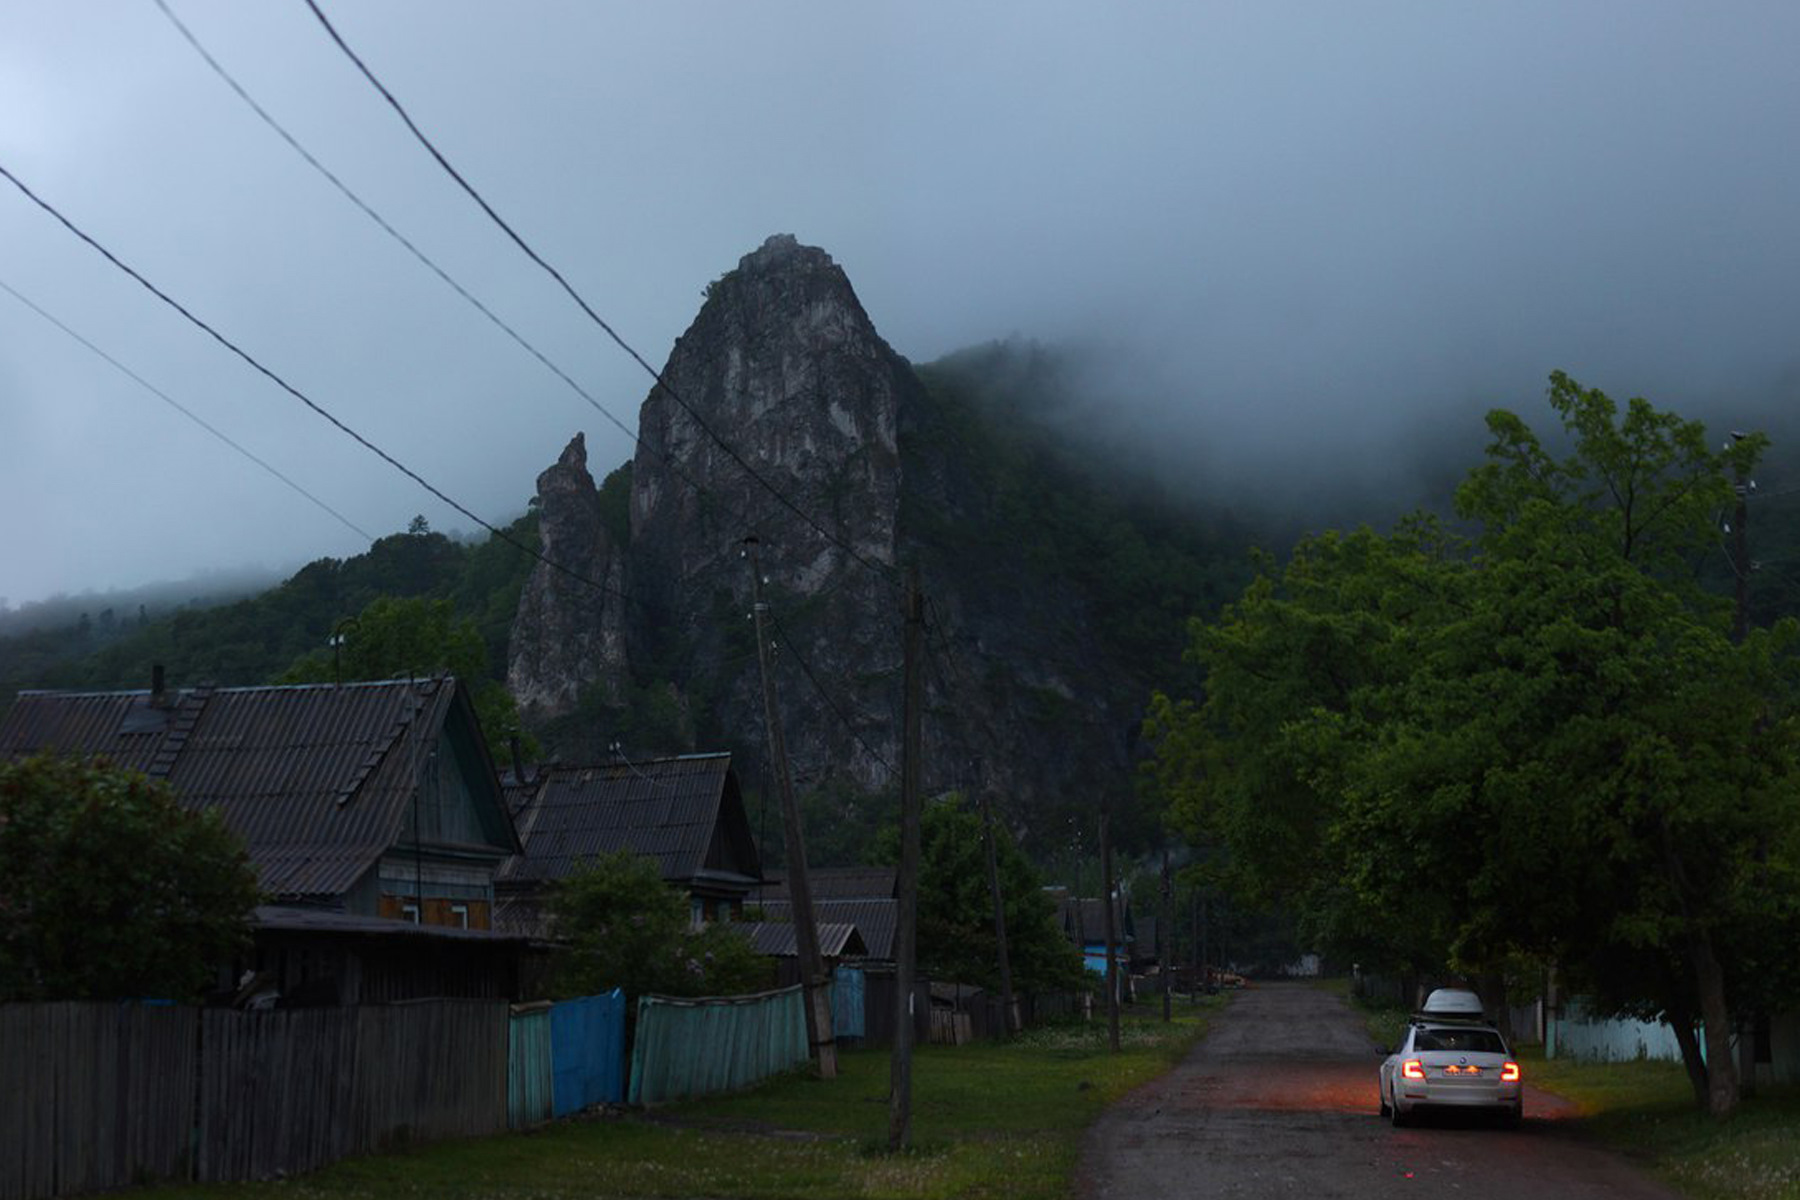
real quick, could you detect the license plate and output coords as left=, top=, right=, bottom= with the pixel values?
left=1443, top=1065, right=1481, bottom=1076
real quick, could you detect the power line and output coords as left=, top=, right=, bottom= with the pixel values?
left=148, top=0, right=720, bottom=509
left=0, top=274, right=376, bottom=544
left=300, top=0, right=901, bottom=588
left=0, top=158, right=630, bottom=609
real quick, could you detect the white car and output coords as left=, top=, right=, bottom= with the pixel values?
left=1378, top=989, right=1522, bottom=1128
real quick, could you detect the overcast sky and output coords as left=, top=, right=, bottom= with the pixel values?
left=3, top=1, right=1797, bottom=610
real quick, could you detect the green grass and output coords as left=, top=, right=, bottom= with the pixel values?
left=130, top=1002, right=1219, bottom=1200
left=1518, top=1048, right=1800, bottom=1200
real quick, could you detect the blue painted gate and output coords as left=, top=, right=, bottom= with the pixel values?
left=833, top=965, right=865, bottom=1040
left=550, top=989, right=626, bottom=1115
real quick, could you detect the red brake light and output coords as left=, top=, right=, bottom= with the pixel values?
left=1501, top=1061, right=1521, bottom=1082
left=1402, top=1059, right=1426, bottom=1080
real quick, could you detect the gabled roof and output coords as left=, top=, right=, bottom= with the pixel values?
left=741, top=920, right=867, bottom=959
left=751, top=865, right=897, bottom=902
left=0, top=677, right=516, bottom=902
left=499, top=753, right=761, bottom=889
left=754, top=898, right=897, bottom=960
left=1056, top=895, right=1134, bottom=944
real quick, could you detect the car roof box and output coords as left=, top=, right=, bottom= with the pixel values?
left=1418, top=988, right=1486, bottom=1018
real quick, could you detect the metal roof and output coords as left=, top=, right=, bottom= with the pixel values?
left=741, top=920, right=866, bottom=959
left=499, top=753, right=761, bottom=888
left=754, top=898, right=897, bottom=960
left=0, top=678, right=514, bottom=902
left=253, top=904, right=529, bottom=944
left=750, top=866, right=897, bottom=902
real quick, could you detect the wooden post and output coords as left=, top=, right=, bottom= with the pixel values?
left=1160, top=848, right=1172, bottom=1022
left=1101, top=810, right=1120, bottom=1054
left=889, top=566, right=925, bottom=1149
left=980, top=787, right=1017, bottom=1037
left=744, top=536, right=835, bottom=1079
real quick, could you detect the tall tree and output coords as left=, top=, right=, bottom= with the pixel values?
left=1150, top=373, right=1800, bottom=1115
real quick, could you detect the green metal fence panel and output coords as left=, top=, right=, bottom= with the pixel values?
left=508, top=1005, right=555, bottom=1129
left=628, top=985, right=807, bottom=1105
left=832, top=966, right=865, bottom=1040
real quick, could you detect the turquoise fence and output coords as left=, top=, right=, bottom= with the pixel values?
left=833, top=966, right=865, bottom=1040
left=507, top=1004, right=555, bottom=1128
left=628, top=985, right=808, bottom=1105
left=551, top=990, right=625, bottom=1115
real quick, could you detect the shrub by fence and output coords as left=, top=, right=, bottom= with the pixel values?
left=628, top=985, right=808, bottom=1105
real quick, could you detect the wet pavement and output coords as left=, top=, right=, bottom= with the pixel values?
left=1075, top=982, right=1684, bottom=1199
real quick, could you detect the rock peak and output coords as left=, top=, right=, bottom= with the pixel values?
left=738, top=233, right=834, bottom=274
left=557, top=432, right=587, bottom=470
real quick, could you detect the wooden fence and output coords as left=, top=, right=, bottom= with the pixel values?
left=0, top=1003, right=196, bottom=1200
left=1, top=1000, right=509, bottom=1200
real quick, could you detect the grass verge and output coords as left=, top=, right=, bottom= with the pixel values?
left=1327, top=978, right=1800, bottom=1200
left=131, top=1001, right=1219, bottom=1200
left=1520, top=1049, right=1800, bottom=1200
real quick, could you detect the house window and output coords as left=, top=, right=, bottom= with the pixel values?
left=450, top=903, right=470, bottom=930
left=401, top=902, right=421, bottom=924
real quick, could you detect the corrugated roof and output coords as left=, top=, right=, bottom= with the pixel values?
left=499, top=754, right=760, bottom=887
left=253, top=904, right=528, bottom=944
left=1056, top=896, right=1134, bottom=944
left=0, top=678, right=513, bottom=902
left=741, top=920, right=866, bottom=958
left=751, top=866, right=897, bottom=902
left=755, top=898, right=897, bottom=960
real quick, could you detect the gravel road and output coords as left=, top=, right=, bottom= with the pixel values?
left=1075, top=981, right=1686, bottom=1199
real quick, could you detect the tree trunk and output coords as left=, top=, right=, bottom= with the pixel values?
left=1665, top=998, right=1710, bottom=1111
left=1690, top=929, right=1739, bottom=1117
left=1479, top=969, right=1512, bottom=1042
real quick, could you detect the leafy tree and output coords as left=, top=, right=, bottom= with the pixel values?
left=1149, top=373, right=1800, bottom=1116
left=278, top=594, right=535, bottom=758
left=0, top=753, right=262, bottom=1001
left=548, top=850, right=767, bottom=1000
left=878, top=798, right=1085, bottom=992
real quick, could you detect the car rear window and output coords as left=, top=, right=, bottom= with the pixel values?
left=1414, top=1028, right=1507, bottom=1054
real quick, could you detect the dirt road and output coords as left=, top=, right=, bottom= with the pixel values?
left=1075, top=982, right=1684, bottom=1199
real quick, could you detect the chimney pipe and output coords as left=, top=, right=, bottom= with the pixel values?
left=509, top=734, right=527, bottom=785
left=151, top=663, right=167, bottom=707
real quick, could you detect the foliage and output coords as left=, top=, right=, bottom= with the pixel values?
left=1147, top=373, right=1800, bottom=1114
left=0, top=511, right=540, bottom=730
left=548, top=850, right=767, bottom=1000
left=876, top=797, right=1086, bottom=992
left=277, top=594, right=536, bottom=758
left=0, top=752, right=261, bottom=1001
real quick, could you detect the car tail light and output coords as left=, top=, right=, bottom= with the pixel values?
left=1501, top=1061, right=1521, bottom=1082
left=1402, top=1059, right=1426, bottom=1080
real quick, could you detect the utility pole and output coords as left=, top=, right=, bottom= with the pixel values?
left=1101, top=809, right=1120, bottom=1053
left=980, top=786, right=1017, bottom=1037
left=1729, top=432, right=1752, bottom=645
left=744, top=536, right=835, bottom=1080
left=889, top=565, right=925, bottom=1150
left=1160, top=848, right=1172, bottom=1022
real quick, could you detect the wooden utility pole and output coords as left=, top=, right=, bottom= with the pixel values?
left=744, top=536, right=835, bottom=1079
left=1160, top=848, right=1172, bottom=1022
left=1101, top=810, right=1120, bottom=1053
left=888, top=566, right=925, bottom=1150
left=1730, top=437, right=1751, bottom=644
left=980, top=787, right=1017, bottom=1037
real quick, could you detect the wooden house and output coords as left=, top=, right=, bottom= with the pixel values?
left=495, top=752, right=763, bottom=937
left=0, top=675, right=520, bottom=930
